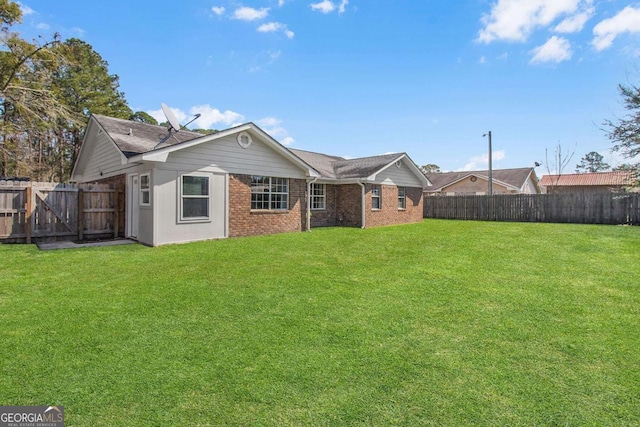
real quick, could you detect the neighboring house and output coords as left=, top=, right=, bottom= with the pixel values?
left=540, top=171, right=636, bottom=194
left=71, top=114, right=430, bottom=246
left=424, top=168, right=540, bottom=196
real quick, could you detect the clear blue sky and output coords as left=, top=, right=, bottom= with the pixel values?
left=16, top=0, right=640, bottom=173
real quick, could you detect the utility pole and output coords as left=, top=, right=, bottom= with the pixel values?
left=484, top=131, right=493, bottom=196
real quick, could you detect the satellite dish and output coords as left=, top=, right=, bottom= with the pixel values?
left=161, top=103, right=181, bottom=132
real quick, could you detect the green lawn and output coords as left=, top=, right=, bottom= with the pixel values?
left=0, top=220, right=639, bottom=426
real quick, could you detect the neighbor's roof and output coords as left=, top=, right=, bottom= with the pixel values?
left=426, top=168, right=537, bottom=192
left=93, top=114, right=203, bottom=157
left=540, top=171, right=635, bottom=187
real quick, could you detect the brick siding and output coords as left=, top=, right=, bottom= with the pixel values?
left=229, top=174, right=307, bottom=237
left=336, top=184, right=363, bottom=227
left=365, top=184, right=423, bottom=228
left=310, top=184, right=338, bottom=227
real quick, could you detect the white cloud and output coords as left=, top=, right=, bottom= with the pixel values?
left=478, top=0, right=585, bottom=43
left=232, top=6, right=270, bottom=21
left=310, top=0, right=335, bottom=14
left=190, top=105, right=244, bottom=129
left=211, top=6, right=225, bottom=16
left=338, top=0, right=349, bottom=14
left=36, top=22, right=49, bottom=30
left=459, top=151, right=507, bottom=171
left=147, top=105, right=244, bottom=130
left=257, top=22, right=295, bottom=39
left=530, top=36, right=572, bottom=64
left=71, top=27, right=86, bottom=37
left=592, top=6, right=640, bottom=51
left=479, top=56, right=487, bottom=64
left=257, top=117, right=295, bottom=146
left=554, top=7, right=594, bottom=33
left=147, top=107, right=187, bottom=126
left=310, top=0, right=348, bottom=14
left=17, top=2, right=34, bottom=15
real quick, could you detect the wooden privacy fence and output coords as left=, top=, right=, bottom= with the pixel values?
left=0, top=180, right=125, bottom=243
left=424, top=193, right=640, bottom=225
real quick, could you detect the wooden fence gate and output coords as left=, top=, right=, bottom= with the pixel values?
left=0, top=181, right=125, bottom=243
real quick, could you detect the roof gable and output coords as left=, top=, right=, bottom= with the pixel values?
left=82, top=115, right=319, bottom=178
left=290, top=149, right=430, bottom=187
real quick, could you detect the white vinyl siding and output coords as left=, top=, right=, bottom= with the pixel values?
left=74, top=131, right=129, bottom=182
left=377, top=161, right=425, bottom=187
left=164, top=134, right=306, bottom=179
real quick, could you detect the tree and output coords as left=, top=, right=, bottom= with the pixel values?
left=51, top=38, right=131, bottom=178
left=575, top=151, right=610, bottom=173
left=421, top=164, right=441, bottom=174
left=543, top=143, right=575, bottom=188
left=130, top=111, right=158, bottom=125
left=604, top=83, right=640, bottom=163
left=0, top=1, right=74, bottom=179
left=190, top=128, right=219, bottom=135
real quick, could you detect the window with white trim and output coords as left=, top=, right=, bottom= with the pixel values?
left=372, top=185, right=381, bottom=210
left=398, top=186, right=406, bottom=209
left=140, top=173, right=150, bottom=206
left=251, top=176, right=289, bottom=210
left=181, top=175, right=210, bottom=220
left=310, top=183, right=326, bottom=210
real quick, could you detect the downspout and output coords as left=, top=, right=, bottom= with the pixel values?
left=357, top=180, right=366, bottom=229
left=306, top=177, right=318, bottom=232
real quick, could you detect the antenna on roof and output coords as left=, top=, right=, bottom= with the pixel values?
left=184, top=113, right=201, bottom=128
left=161, top=103, right=181, bottom=133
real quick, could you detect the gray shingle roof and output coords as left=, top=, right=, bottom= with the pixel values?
left=426, top=168, right=535, bottom=191
left=92, top=114, right=422, bottom=183
left=93, top=114, right=203, bottom=157
left=290, top=149, right=403, bottom=180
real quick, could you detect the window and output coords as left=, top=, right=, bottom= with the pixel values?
left=181, top=175, right=210, bottom=220
left=251, top=176, right=288, bottom=210
left=398, top=186, right=406, bottom=209
left=371, top=185, right=381, bottom=210
left=310, top=183, right=326, bottom=210
left=140, top=173, right=150, bottom=206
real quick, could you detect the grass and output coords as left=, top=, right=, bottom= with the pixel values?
left=0, top=219, right=639, bottom=426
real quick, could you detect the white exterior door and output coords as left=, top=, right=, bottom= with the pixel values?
left=129, top=174, right=139, bottom=239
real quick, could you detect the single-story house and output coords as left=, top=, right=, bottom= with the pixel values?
left=71, top=114, right=430, bottom=246
left=424, top=168, right=540, bottom=196
left=540, top=171, right=637, bottom=194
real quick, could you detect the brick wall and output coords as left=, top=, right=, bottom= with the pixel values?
left=336, top=184, right=362, bottom=227
left=365, top=184, right=423, bottom=228
left=310, top=184, right=338, bottom=227
left=229, top=174, right=307, bottom=237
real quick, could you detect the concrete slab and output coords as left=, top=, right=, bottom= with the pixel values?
left=37, top=239, right=136, bottom=250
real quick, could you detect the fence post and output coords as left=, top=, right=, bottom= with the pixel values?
left=114, top=190, right=120, bottom=238
left=25, top=184, right=32, bottom=244
left=78, top=188, right=84, bottom=241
